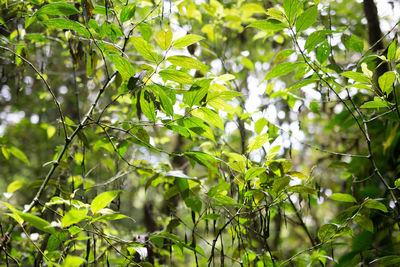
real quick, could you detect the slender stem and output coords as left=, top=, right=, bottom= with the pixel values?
left=0, top=45, right=68, bottom=138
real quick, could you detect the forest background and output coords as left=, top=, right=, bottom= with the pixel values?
left=0, top=0, right=400, bottom=266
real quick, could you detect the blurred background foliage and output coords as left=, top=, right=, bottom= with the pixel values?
left=0, top=0, right=400, bottom=266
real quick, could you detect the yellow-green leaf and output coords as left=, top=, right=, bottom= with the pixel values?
left=91, top=190, right=120, bottom=214
left=248, top=133, right=269, bottom=152
left=159, top=69, right=193, bottom=84
left=9, top=147, right=30, bottom=165
left=378, top=71, right=396, bottom=93
left=173, top=34, right=204, bottom=48
left=191, top=107, right=224, bottom=130
left=167, top=56, right=208, bottom=73
left=7, top=180, right=25, bottom=194
left=156, top=30, right=173, bottom=50
left=131, top=36, right=158, bottom=62
left=329, top=193, right=356, bottom=203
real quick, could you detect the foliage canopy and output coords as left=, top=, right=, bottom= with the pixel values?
left=1, top=0, right=400, bottom=266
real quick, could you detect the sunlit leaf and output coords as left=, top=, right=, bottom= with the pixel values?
left=159, top=69, right=194, bottom=84
left=191, top=107, right=224, bottom=130
left=329, top=193, right=356, bottom=203
left=173, top=34, right=204, bottom=48
left=61, top=207, right=88, bottom=227
left=156, top=30, right=173, bottom=50
left=167, top=56, right=208, bottom=72
left=131, top=36, right=158, bottom=62
left=378, top=71, right=396, bottom=93
left=120, top=3, right=136, bottom=23
left=91, top=191, right=120, bottom=214
left=37, top=3, right=79, bottom=16
left=295, top=5, right=317, bottom=32
left=248, top=133, right=269, bottom=152
left=9, top=147, right=30, bottom=165
left=247, top=19, right=287, bottom=32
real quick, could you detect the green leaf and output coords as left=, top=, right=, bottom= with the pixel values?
left=349, top=35, right=364, bottom=53
left=173, top=34, right=204, bottom=48
left=244, top=167, right=266, bottom=181
left=318, top=223, right=338, bottom=241
left=183, top=117, right=215, bottom=142
left=159, top=69, right=193, bottom=84
left=92, top=213, right=132, bottom=223
left=305, top=30, right=329, bottom=52
left=140, top=90, right=156, bottom=121
left=360, top=99, right=389, bottom=109
left=354, top=214, right=374, bottom=232
left=184, top=197, right=202, bottom=212
left=329, top=193, right=356, bottom=203
left=272, top=176, right=291, bottom=195
left=248, top=133, right=269, bottom=152
left=241, top=57, right=254, bottom=70
left=254, top=118, right=268, bottom=135
left=288, top=185, right=317, bottom=195
left=131, top=36, right=158, bottom=62
left=378, top=71, right=396, bottom=93
left=150, top=84, right=175, bottom=116
left=16, top=212, right=55, bottom=234
left=91, top=190, right=120, bottom=214
left=341, top=71, right=371, bottom=84
left=247, top=19, right=287, bottom=32
left=37, top=3, right=79, bottom=16
left=43, top=19, right=90, bottom=37
left=212, top=194, right=247, bottom=208
left=9, top=147, right=30, bottom=165
left=372, top=256, right=400, bottom=266
left=316, top=41, right=330, bottom=63
left=7, top=180, right=25, bottom=194
left=62, top=255, right=85, bottom=267
left=183, top=84, right=208, bottom=107
left=139, top=22, right=152, bottom=42
left=68, top=226, right=83, bottom=235
left=363, top=199, right=388, bottom=213
left=295, top=5, right=317, bottom=32
left=120, top=3, right=136, bottom=23
left=47, top=232, right=68, bottom=251
left=167, top=56, right=208, bottom=73
left=395, top=178, right=400, bottom=189
left=387, top=41, right=396, bottom=60
left=191, top=107, right=224, bottom=130
left=156, top=30, right=173, bottom=50
left=108, top=54, right=135, bottom=81
left=264, top=62, right=303, bottom=81
left=61, top=207, right=88, bottom=227
left=283, top=0, right=301, bottom=25
left=184, top=151, right=220, bottom=175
